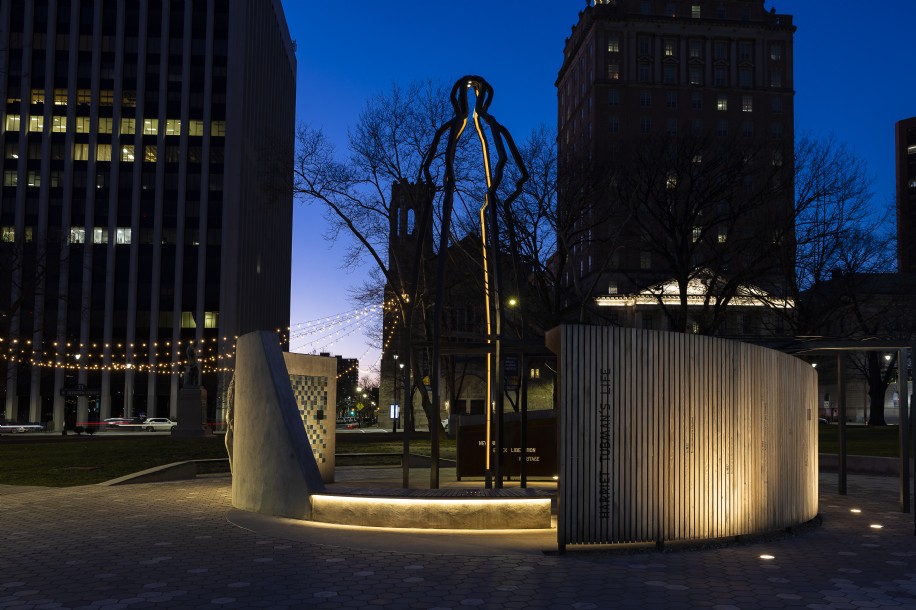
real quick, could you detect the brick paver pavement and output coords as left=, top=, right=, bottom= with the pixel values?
left=0, top=471, right=913, bottom=609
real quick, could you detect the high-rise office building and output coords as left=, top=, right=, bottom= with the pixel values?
left=896, top=117, right=916, bottom=273
left=0, top=0, right=295, bottom=429
left=556, top=0, right=795, bottom=324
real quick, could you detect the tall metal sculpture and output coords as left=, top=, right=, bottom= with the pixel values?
left=422, top=76, right=529, bottom=487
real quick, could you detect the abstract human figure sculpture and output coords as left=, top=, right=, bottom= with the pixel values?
left=421, top=76, right=529, bottom=483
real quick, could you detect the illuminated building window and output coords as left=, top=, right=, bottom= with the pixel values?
left=692, top=227, right=701, bottom=242
left=27, top=171, right=40, bottom=187
left=143, top=118, right=158, bottom=135
left=742, top=95, right=753, bottom=112
left=98, top=117, right=113, bottom=134
left=72, top=143, right=90, bottom=161
left=49, top=171, right=63, bottom=187
left=770, top=44, right=782, bottom=61
left=53, top=89, right=68, bottom=105
left=607, top=63, right=619, bottom=80
left=716, top=96, right=728, bottom=111
left=96, top=144, right=112, bottom=161
left=204, top=311, right=219, bottom=329
left=211, top=120, right=226, bottom=137
left=93, top=227, right=108, bottom=244
left=165, top=119, right=181, bottom=136
left=188, top=119, right=205, bottom=136
left=122, top=91, right=137, bottom=107
left=69, top=227, right=86, bottom=243
left=718, top=228, right=727, bottom=243
left=31, top=89, right=45, bottom=104
left=51, top=116, right=67, bottom=132
left=664, top=39, right=675, bottom=57
left=907, top=145, right=916, bottom=156
left=77, top=90, right=92, bottom=105
left=120, top=118, right=136, bottom=135
left=666, top=172, right=677, bottom=188
left=607, top=35, right=619, bottom=53
left=530, top=368, right=541, bottom=380
left=640, top=91, right=651, bottom=107
left=99, top=90, right=114, bottom=105
left=120, top=145, right=135, bottom=162
left=144, top=145, right=158, bottom=162
left=691, top=5, right=701, bottom=18
left=3, top=171, right=18, bottom=186
left=1, top=227, right=14, bottom=242
left=689, top=67, right=702, bottom=86
left=640, top=251, right=651, bottom=269
left=75, top=116, right=90, bottom=133
left=909, top=179, right=916, bottom=188
left=689, top=39, right=702, bottom=58
left=180, top=312, right=196, bottom=329
left=116, top=228, right=131, bottom=244
left=5, top=114, right=21, bottom=131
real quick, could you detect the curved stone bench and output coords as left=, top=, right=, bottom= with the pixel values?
left=310, top=487, right=553, bottom=530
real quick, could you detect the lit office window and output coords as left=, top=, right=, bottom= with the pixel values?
left=718, top=228, right=727, bottom=244
left=692, top=227, right=702, bottom=242
left=144, top=145, right=158, bottom=162
left=204, top=311, right=219, bottom=329
left=53, top=89, right=68, bottom=105
left=98, top=117, right=113, bottom=134
left=188, top=120, right=204, bottom=136
left=607, top=35, right=619, bottom=53
left=51, top=116, right=67, bottom=132
left=120, top=118, right=136, bottom=135
left=93, top=227, right=108, bottom=244
left=666, top=171, right=677, bottom=188
left=96, top=144, right=112, bottom=161
left=1, top=227, right=14, bottom=242
left=211, top=121, right=226, bottom=137
left=30, top=89, right=45, bottom=104
left=27, top=171, right=40, bottom=187
left=122, top=91, right=137, bottom=107
left=69, top=227, right=86, bottom=243
left=115, top=228, right=131, bottom=244
left=664, top=39, right=675, bottom=56
left=165, top=119, right=181, bottom=136
left=72, top=143, right=90, bottom=161
left=99, top=90, right=114, bottom=105
left=691, top=5, right=701, bottom=18
left=3, top=172, right=17, bottom=187
left=77, top=90, right=92, bottom=105
left=5, top=114, right=21, bottom=131
left=608, top=63, right=619, bottom=80
left=120, top=145, right=135, bottom=162
left=716, top=96, right=728, bottom=111
left=742, top=95, right=753, bottom=112
left=530, top=368, right=541, bottom=380
left=75, top=116, right=91, bottom=133
left=143, top=118, right=158, bottom=135
left=181, top=312, right=196, bottom=329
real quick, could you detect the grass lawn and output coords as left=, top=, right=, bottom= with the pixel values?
left=818, top=424, right=913, bottom=458
left=1, top=428, right=907, bottom=488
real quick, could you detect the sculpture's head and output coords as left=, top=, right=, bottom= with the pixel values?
left=453, top=75, right=493, bottom=114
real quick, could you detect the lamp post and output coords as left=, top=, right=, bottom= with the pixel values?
left=392, top=355, right=399, bottom=433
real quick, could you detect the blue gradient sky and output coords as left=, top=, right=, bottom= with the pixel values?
left=281, top=0, right=916, bottom=380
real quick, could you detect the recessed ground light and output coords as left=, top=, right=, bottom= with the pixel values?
left=850, top=509, right=862, bottom=513
left=759, top=554, right=775, bottom=560
left=869, top=524, right=883, bottom=529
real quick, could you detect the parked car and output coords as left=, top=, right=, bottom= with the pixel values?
left=142, top=417, right=177, bottom=431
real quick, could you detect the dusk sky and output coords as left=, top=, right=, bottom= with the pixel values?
left=281, top=0, right=916, bottom=380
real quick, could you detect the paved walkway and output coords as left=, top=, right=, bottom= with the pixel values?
left=0, top=470, right=914, bottom=609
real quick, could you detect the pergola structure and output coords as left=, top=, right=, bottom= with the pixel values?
left=788, top=338, right=914, bottom=535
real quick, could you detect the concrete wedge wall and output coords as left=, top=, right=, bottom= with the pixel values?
left=231, top=331, right=325, bottom=519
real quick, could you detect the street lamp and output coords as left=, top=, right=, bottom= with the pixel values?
left=392, top=355, right=399, bottom=433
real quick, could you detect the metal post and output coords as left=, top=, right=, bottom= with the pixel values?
left=899, top=348, right=910, bottom=514
left=520, top=353, right=528, bottom=488
left=402, top=349, right=410, bottom=489
left=837, top=353, right=847, bottom=495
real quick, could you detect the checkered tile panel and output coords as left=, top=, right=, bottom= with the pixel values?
left=289, top=374, right=329, bottom=464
